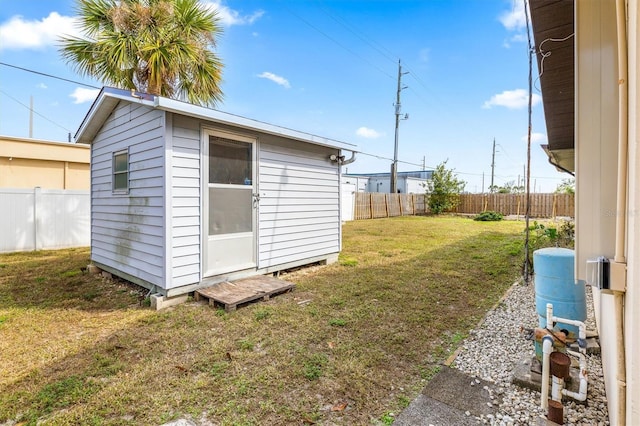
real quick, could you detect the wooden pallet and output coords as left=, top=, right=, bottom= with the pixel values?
left=195, top=275, right=295, bottom=312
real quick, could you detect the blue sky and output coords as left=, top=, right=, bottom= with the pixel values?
left=0, top=0, right=569, bottom=193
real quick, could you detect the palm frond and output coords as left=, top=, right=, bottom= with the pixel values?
left=60, top=0, right=224, bottom=105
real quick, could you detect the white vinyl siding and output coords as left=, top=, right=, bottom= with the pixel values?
left=91, top=102, right=166, bottom=287
left=258, top=135, right=340, bottom=268
left=169, top=114, right=201, bottom=288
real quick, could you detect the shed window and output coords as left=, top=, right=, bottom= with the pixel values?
left=113, top=150, right=129, bottom=192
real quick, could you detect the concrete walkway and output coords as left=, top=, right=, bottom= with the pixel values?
left=394, top=366, right=500, bottom=425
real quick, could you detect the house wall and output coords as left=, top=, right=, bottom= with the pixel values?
left=575, top=0, right=623, bottom=424
left=161, top=116, right=342, bottom=288
left=368, top=177, right=390, bottom=193
left=91, top=101, right=167, bottom=289
left=342, top=175, right=369, bottom=192
left=168, top=114, right=202, bottom=289
left=625, top=0, right=640, bottom=422
left=0, top=136, right=89, bottom=189
left=405, top=177, right=427, bottom=194
left=257, top=134, right=340, bottom=269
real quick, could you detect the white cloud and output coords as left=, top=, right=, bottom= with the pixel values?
left=0, top=12, right=79, bottom=50
left=257, top=72, right=290, bottom=88
left=356, top=127, right=383, bottom=139
left=482, top=89, right=541, bottom=110
left=499, top=0, right=526, bottom=31
left=498, top=1, right=529, bottom=48
left=522, top=132, right=548, bottom=143
left=70, top=87, right=100, bottom=104
left=0, top=3, right=260, bottom=51
left=37, top=83, right=48, bottom=89
left=502, top=33, right=528, bottom=48
left=204, top=1, right=264, bottom=26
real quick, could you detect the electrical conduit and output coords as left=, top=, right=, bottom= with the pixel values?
left=614, top=0, right=628, bottom=423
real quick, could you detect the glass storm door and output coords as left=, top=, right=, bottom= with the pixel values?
left=205, top=132, right=256, bottom=276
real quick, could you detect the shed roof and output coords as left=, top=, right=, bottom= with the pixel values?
left=75, top=87, right=357, bottom=151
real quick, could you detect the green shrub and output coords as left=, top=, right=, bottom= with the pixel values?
left=473, top=211, right=503, bottom=221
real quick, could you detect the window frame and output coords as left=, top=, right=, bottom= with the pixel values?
left=112, top=149, right=129, bottom=194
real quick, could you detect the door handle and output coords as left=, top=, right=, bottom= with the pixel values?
left=253, top=193, right=260, bottom=206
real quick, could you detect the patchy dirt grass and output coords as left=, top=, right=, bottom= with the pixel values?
left=0, top=216, right=525, bottom=425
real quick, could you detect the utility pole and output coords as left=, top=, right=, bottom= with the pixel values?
left=482, top=172, right=485, bottom=194
left=490, top=138, right=496, bottom=192
left=422, top=156, right=425, bottom=171
left=391, top=59, right=409, bottom=193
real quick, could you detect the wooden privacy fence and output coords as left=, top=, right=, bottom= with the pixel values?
left=455, top=193, right=574, bottom=218
left=352, top=192, right=574, bottom=220
left=354, top=193, right=427, bottom=220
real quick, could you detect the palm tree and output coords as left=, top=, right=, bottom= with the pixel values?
left=60, top=0, right=223, bottom=106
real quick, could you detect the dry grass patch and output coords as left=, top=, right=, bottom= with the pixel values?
left=0, top=216, right=524, bottom=425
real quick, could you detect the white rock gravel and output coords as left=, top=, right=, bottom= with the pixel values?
left=452, top=282, right=609, bottom=426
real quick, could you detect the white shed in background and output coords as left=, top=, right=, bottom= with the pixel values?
left=75, top=87, right=356, bottom=297
left=343, top=170, right=432, bottom=194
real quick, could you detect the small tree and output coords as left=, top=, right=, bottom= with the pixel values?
left=555, top=178, right=575, bottom=194
left=426, top=160, right=466, bottom=214
left=490, top=180, right=524, bottom=194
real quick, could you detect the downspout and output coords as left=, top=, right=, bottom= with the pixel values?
left=340, top=151, right=356, bottom=166
left=614, top=0, right=628, bottom=423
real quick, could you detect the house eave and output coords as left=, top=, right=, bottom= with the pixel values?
left=541, top=144, right=575, bottom=175
left=530, top=0, right=575, bottom=162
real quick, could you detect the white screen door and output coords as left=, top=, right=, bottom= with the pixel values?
left=204, top=131, right=257, bottom=276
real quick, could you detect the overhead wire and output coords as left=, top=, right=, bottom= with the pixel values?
left=312, top=1, right=445, bottom=110
left=279, top=2, right=395, bottom=80
left=0, top=62, right=563, bottom=185
left=315, top=0, right=398, bottom=64
left=0, top=88, right=73, bottom=133
left=354, top=147, right=562, bottom=182
left=0, top=62, right=100, bottom=89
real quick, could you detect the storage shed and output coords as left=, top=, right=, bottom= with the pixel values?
left=76, top=87, right=356, bottom=298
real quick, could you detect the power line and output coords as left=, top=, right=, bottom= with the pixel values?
left=280, top=3, right=395, bottom=80
left=0, top=89, right=73, bottom=133
left=355, top=148, right=563, bottom=181
left=0, top=62, right=100, bottom=89
left=312, top=2, right=446, bottom=111
left=315, top=0, right=398, bottom=64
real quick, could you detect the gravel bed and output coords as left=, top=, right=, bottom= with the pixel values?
left=452, top=282, right=610, bottom=426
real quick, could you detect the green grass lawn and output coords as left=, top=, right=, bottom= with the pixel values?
left=0, top=216, right=525, bottom=425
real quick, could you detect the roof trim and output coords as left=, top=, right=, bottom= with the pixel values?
left=75, top=87, right=357, bottom=151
